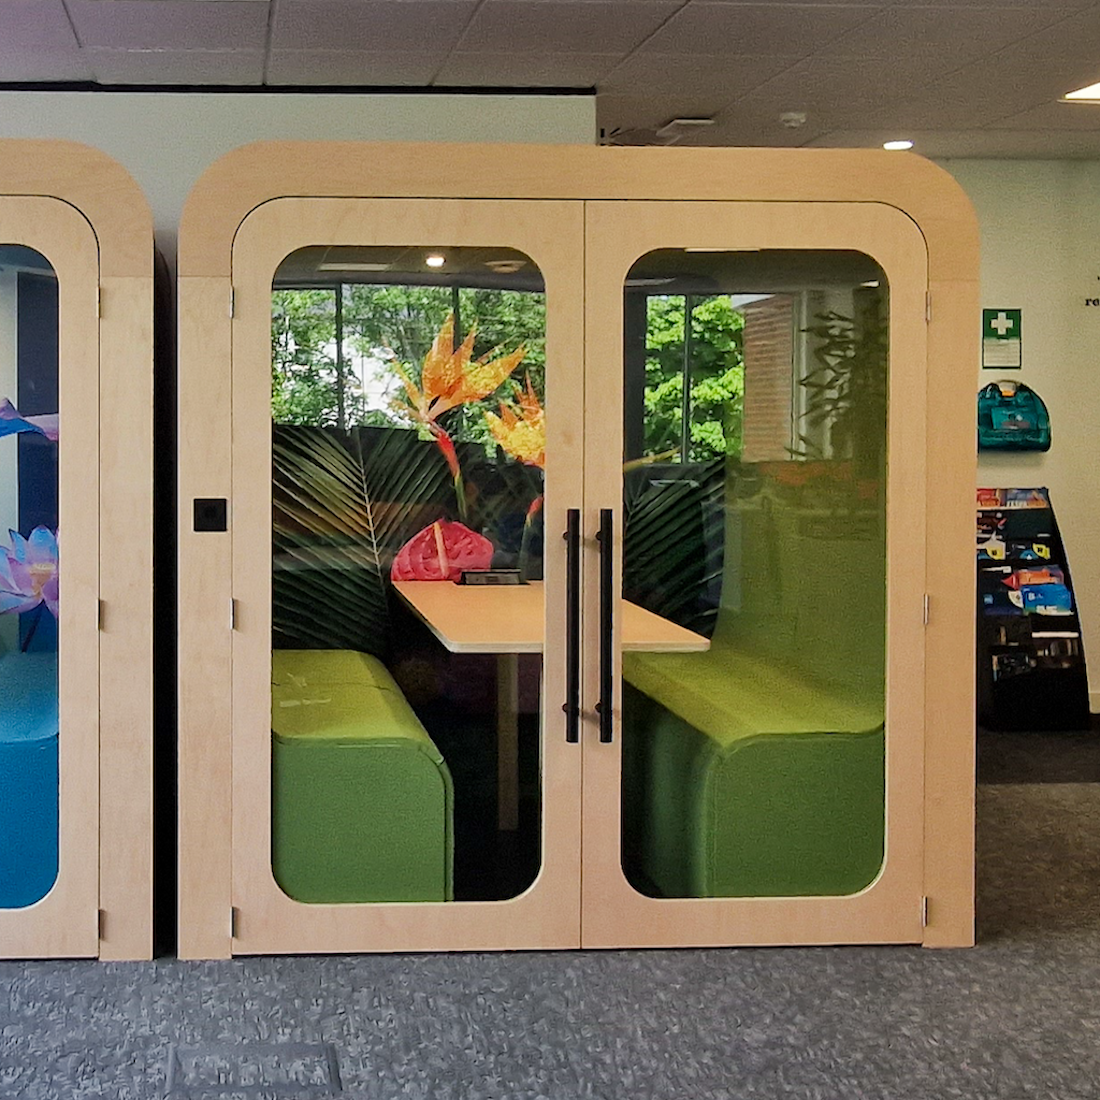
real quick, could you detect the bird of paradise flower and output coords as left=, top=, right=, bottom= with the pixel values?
left=484, top=374, right=546, bottom=579
left=392, top=313, right=526, bottom=522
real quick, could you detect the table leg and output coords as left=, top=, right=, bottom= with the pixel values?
left=497, top=653, right=520, bottom=831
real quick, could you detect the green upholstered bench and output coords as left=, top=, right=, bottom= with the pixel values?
left=271, top=649, right=454, bottom=904
left=621, top=491, right=886, bottom=900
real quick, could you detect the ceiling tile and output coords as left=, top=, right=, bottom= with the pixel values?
left=985, top=102, right=1100, bottom=132
left=435, top=52, right=621, bottom=87
left=0, top=0, right=80, bottom=49
left=989, top=9, right=1100, bottom=61
left=602, top=52, right=801, bottom=99
left=88, top=47, right=265, bottom=83
left=724, top=55, right=973, bottom=116
left=0, top=46, right=93, bottom=82
left=711, top=95, right=890, bottom=143
left=884, top=55, right=1100, bottom=128
left=272, top=1, right=477, bottom=52
left=685, top=114, right=830, bottom=149
left=636, top=3, right=878, bottom=58
left=458, top=1, right=680, bottom=54
left=807, top=129, right=1100, bottom=160
left=824, top=6, right=1071, bottom=61
left=67, top=1, right=269, bottom=50
left=267, top=49, right=446, bottom=85
left=871, top=0, right=1095, bottom=7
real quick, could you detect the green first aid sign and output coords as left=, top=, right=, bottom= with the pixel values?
left=982, top=308, right=1022, bottom=369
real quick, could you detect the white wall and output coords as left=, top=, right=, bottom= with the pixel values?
left=0, top=91, right=596, bottom=261
left=940, top=159, right=1100, bottom=708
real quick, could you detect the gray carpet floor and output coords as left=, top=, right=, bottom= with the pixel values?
left=3, top=782, right=1100, bottom=1099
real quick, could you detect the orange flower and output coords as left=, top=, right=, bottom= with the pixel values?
left=394, top=313, right=526, bottom=426
left=484, top=374, right=545, bottom=469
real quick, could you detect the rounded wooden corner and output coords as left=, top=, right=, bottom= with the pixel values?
left=0, top=139, right=152, bottom=280
left=178, top=141, right=982, bottom=281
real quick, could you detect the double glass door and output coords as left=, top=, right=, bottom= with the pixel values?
left=228, top=196, right=927, bottom=953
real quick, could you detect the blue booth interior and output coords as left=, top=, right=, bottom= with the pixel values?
left=0, top=246, right=60, bottom=910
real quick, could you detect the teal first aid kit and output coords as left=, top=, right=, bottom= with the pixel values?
left=978, top=380, right=1051, bottom=452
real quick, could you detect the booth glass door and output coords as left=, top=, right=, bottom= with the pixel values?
left=580, top=201, right=929, bottom=947
left=0, top=198, right=100, bottom=958
left=229, top=199, right=584, bottom=953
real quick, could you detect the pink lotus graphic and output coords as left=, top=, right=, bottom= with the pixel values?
left=0, top=526, right=59, bottom=619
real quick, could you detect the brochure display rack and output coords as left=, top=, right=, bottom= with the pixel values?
left=976, top=487, right=1089, bottom=731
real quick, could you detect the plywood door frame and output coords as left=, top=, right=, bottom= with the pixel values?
left=0, top=199, right=98, bottom=958
left=224, top=197, right=585, bottom=955
left=0, top=141, right=154, bottom=962
left=581, top=199, right=929, bottom=948
left=177, top=144, right=977, bottom=956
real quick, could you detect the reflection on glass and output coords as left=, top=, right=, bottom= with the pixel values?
left=621, top=250, right=888, bottom=899
left=270, top=247, right=545, bottom=904
left=0, top=246, right=60, bottom=909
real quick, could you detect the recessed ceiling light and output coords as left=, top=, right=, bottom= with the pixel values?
left=425, top=254, right=446, bottom=268
left=883, top=140, right=914, bottom=151
left=485, top=259, right=526, bottom=274
left=1064, top=81, right=1100, bottom=101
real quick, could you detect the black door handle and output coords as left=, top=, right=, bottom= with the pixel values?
left=596, top=508, right=614, bottom=743
left=562, top=508, right=580, bottom=743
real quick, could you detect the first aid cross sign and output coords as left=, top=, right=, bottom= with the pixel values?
left=982, top=308, right=1022, bottom=369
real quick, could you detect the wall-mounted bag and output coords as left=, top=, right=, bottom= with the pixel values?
left=978, top=380, right=1051, bottom=452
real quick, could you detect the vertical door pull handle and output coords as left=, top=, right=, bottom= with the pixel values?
left=562, top=509, right=581, bottom=743
left=596, top=508, right=614, bottom=743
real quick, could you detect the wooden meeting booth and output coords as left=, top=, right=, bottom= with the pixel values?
left=0, top=142, right=154, bottom=960
left=177, top=142, right=977, bottom=958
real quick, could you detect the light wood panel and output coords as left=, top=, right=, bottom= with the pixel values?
left=0, top=140, right=150, bottom=280
left=0, top=198, right=101, bottom=958
left=922, top=274, right=979, bottom=948
left=580, top=200, right=932, bottom=948
left=178, top=144, right=977, bottom=285
left=393, top=581, right=709, bottom=654
left=97, top=273, right=154, bottom=961
left=0, top=142, right=154, bottom=961
left=176, top=276, right=234, bottom=961
left=222, top=197, right=586, bottom=955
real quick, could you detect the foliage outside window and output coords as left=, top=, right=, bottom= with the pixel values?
left=641, top=294, right=744, bottom=462
left=271, top=284, right=546, bottom=452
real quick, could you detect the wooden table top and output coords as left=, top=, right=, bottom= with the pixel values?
left=393, top=580, right=710, bottom=655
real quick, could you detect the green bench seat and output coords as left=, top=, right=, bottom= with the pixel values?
left=621, top=490, right=886, bottom=900
left=271, top=649, right=454, bottom=903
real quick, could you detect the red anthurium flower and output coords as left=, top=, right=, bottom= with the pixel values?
left=391, top=519, right=494, bottom=582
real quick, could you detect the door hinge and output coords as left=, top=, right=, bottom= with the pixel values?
left=925, top=291, right=932, bottom=323
left=97, top=599, right=105, bottom=631
left=230, top=907, right=240, bottom=939
left=229, top=287, right=236, bottom=318
left=230, top=598, right=238, bottom=631
left=96, top=285, right=102, bottom=319
left=922, top=593, right=930, bottom=626
left=98, top=908, right=107, bottom=939
left=921, top=896, right=929, bottom=928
